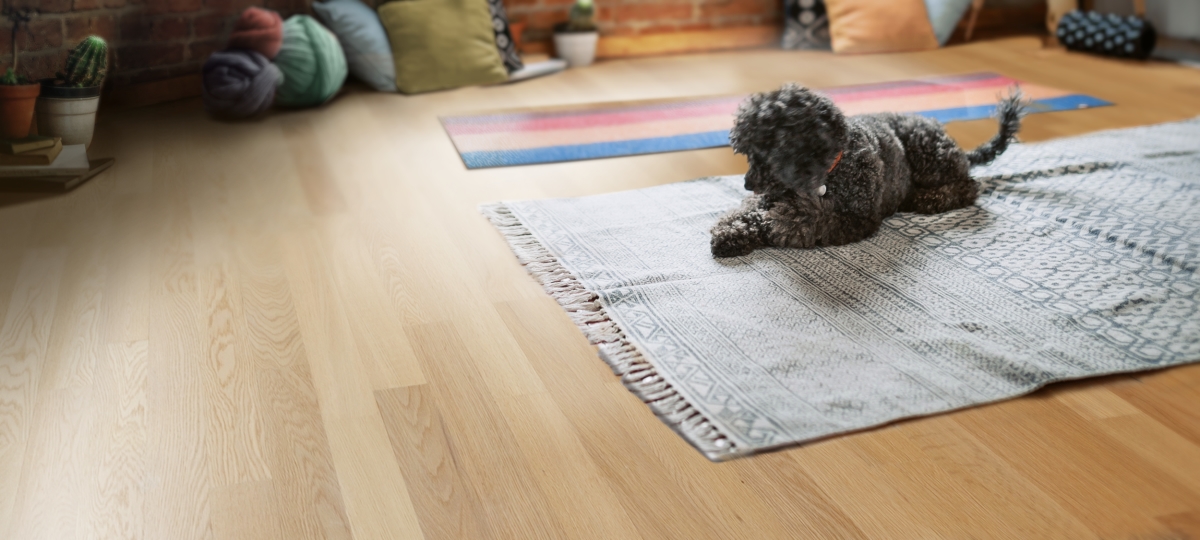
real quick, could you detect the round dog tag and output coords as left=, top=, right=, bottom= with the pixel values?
left=818, top=185, right=827, bottom=196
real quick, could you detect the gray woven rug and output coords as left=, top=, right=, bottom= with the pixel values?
left=483, top=118, right=1200, bottom=461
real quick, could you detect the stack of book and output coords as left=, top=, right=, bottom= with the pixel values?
left=0, top=135, right=113, bottom=192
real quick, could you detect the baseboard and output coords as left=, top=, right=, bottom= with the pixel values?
left=597, top=25, right=781, bottom=58
left=522, top=24, right=781, bottom=59
left=102, top=74, right=202, bottom=110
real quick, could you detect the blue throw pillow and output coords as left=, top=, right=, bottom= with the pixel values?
left=924, top=0, right=974, bottom=46
left=312, top=0, right=397, bottom=92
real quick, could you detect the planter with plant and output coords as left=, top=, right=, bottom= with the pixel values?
left=553, top=0, right=599, bottom=68
left=36, top=35, right=108, bottom=148
left=0, top=4, right=40, bottom=139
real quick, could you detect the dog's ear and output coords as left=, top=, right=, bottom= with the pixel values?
left=729, top=89, right=778, bottom=159
left=764, top=85, right=848, bottom=193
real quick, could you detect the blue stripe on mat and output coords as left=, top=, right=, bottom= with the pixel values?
left=461, top=130, right=732, bottom=168
left=460, top=95, right=1112, bottom=168
left=916, top=94, right=1112, bottom=123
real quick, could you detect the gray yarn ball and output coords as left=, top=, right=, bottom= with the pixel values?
left=202, top=49, right=283, bottom=118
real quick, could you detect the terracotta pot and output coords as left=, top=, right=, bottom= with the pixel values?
left=510, top=21, right=527, bottom=52
left=0, top=82, right=41, bottom=139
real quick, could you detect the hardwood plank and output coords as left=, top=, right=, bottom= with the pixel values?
left=198, top=259, right=272, bottom=486
left=39, top=235, right=108, bottom=391
left=1110, top=369, right=1200, bottom=447
left=281, top=117, right=348, bottom=217
left=376, top=386, right=490, bottom=540
left=101, top=195, right=155, bottom=344
left=143, top=189, right=214, bottom=540
left=210, top=480, right=284, bottom=540
left=953, top=397, right=1196, bottom=537
left=89, top=341, right=149, bottom=540
left=0, top=248, right=68, bottom=534
left=7, top=386, right=94, bottom=540
left=494, top=392, right=644, bottom=540
left=281, top=231, right=425, bottom=540
left=494, top=299, right=814, bottom=539
left=240, top=238, right=352, bottom=540
left=404, top=322, right=566, bottom=539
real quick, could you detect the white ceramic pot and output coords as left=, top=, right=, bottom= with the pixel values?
left=36, top=94, right=100, bottom=148
left=553, top=31, right=599, bottom=68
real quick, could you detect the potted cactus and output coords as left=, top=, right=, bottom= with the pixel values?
left=553, top=0, right=599, bottom=67
left=36, top=35, right=108, bottom=148
left=0, top=4, right=40, bottom=139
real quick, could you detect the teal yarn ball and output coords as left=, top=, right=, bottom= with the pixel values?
left=274, top=15, right=348, bottom=107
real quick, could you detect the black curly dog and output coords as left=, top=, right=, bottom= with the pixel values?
left=710, top=83, right=1025, bottom=258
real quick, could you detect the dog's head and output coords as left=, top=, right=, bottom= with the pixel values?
left=730, top=83, right=848, bottom=196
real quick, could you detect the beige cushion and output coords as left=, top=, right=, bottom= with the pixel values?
left=826, top=0, right=939, bottom=54
left=377, top=0, right=508, bottom=94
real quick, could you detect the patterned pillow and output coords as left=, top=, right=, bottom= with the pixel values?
left=485, top=0, right=523, bottom=73
left=783, top=0, right=831, bottom=50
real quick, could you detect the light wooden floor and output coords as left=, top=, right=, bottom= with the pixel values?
left=2, top=37, right=1200, bottom=539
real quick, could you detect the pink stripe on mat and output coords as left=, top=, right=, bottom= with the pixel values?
left=826, top=75, right=1019, bottom=102
left=443, top=99, right=743, bottom=136
left=835, top=83, right=1070, bottom=115
left=451, top=114, right=736, bottom=153
left=441, top=96, right=745, bottom=126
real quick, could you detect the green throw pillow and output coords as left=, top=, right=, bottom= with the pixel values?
left=377, top=0, right=509, bottom=94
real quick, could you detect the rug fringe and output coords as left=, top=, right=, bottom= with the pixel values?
left=481, top=203, right=739, bottom=461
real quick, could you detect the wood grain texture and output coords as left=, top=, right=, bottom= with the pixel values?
left=0, top=249, right=67, bottom=535
left=91, top=341, right=149, bottom=540
left=1, top=37, right=1199, bottom=539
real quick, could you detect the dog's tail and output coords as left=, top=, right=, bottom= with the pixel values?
left=966, top=88, right=1026, bottom=167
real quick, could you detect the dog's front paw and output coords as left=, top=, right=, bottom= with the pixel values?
left=711, top=233, right=756, bottom=258
left=710, top=221, right=764, bottom=258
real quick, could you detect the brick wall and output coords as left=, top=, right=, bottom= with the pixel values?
left=508, top=0, right=782, bottom=47
left=0, top=0, right=308, bottom=91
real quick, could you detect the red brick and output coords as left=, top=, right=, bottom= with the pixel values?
left=263, top=0, right=308, bottom=15
left=205, top=0, right=257, bottom=16
left=17, top=18, right=63, bottom=53
left=186, top=37, right=222, bottom=62
left=151, top=16, right=190, bottom=41
left=117, top=43, right=184, bottom=68
left=74, top=0, right=103, bottom=9
left=193, top=13, right=230, bottom=39
left=524, top=10, right=565, bottom=30
left=34, top=0, right=73, bottom=12
left=66, top=14, right=119, bottom=43
left=614, top=3, right=693, bottom=23
left=143, top=0, right=204, bottom=15
left=119, top=13, right=153, bottom=41
left=698, top=0, right=775, bottom=19
left=1, top=51, right=61, bottom=81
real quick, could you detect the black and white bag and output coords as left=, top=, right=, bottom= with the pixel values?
left=1056, top=10, right=1157, bottom=60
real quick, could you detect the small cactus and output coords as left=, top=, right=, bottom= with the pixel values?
left=566, top=0, right=597, bottom=32
left=58, top=36, right=108, bottom=88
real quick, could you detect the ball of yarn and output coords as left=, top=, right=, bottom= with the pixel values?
left=274, top=15, right=348, bottom=108
left=228, top=7, right=284, bottom=59
left=202, top=50, right=282, bottom=118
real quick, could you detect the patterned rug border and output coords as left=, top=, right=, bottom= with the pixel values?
left=480, top=203, right=740, bottom=460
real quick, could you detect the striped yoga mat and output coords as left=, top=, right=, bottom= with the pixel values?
left=442, top=72, right=1111, bottom=169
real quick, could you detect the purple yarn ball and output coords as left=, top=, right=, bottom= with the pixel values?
left=202, top=50, right=282, bottom=118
